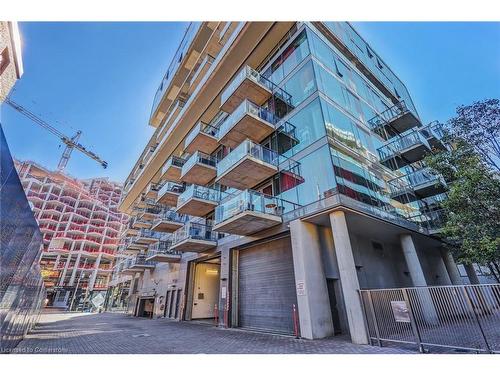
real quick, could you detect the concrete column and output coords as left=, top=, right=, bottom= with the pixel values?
left=290, top=219, right=334, bottom=339
left=464, top=264, right=480, bottom=284
left=440, top=249, right=462, bottom=285
left=58, top=255, right=73, bottom=286
left=400, top=234, right=438, bottom=324
left=69, top=253, right=82, bottom=285
left=88, top=254, right=102, bottom=290
left=328, top=211, right=368, bottom=345
left=400, top=234, right=427, bottom=287
left=53, top=254, right=61, bottom=270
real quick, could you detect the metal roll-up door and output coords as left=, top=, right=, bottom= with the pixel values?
left=237, top=236, right=297, bottom=334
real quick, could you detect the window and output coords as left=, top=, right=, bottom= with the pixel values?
left=0, top=47, right=10, bottom=75
left=283, top=60, right=316, bottom=106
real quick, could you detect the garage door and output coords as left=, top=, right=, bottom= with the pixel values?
left=238, top=236, right=297, bottom=334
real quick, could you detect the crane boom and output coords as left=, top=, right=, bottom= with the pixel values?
left=4, top=97, right=108, bottom=170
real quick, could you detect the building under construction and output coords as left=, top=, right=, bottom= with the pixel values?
left=16, top=160, right=128, bottom=310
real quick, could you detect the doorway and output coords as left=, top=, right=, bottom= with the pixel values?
left=137, top=298, right=155, bottom=319
left=326, top=278, right=342, bottom=335
left=191, top=258, right=221, bottom=321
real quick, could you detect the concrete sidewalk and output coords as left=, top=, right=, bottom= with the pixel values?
left=12, top=311, right=414, bottom=354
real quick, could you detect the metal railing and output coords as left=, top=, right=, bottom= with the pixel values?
left=377, top=129, right=431, bottom=162
left=388, top=168, right=447, bottom=197
left=217, top=100, right=279, bottom=142
left=217, top=139, right=279, bottom=177
left=359, top=284, right=500, bottom=353
left=148, top=239, right=182, bottom=257
left=368, top=100, right=413, bottom=130
left=215, top=189, right=301, bottom=225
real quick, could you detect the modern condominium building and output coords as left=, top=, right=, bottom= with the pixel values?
left=16, top=160, right=127, bottom=310
left=117, top=22, right=467, bottom=343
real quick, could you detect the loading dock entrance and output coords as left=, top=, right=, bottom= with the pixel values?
left=233, top=235, right=298, bottom=335
left=188, top=257, right=221, bottom=321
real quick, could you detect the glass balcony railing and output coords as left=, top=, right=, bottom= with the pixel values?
left=220, top=65, right=292, bottom=108
left=184, top=122, right=219, bottom=147
left=420, top=121, right=444, bottom=140
left=171, top=221, right=218, bottom=245
left=153, top=209, right=189, bottom=225
left=164, top=155, right=187, bottom=170
left=177, top=185, right=222, bottom=207
left=377, top=129, right=431, bottom=162
left=132, top=254, right=156, bottom=267
left=217, top=100, right=279, bottom=142
left=215, top=189, right=301, bottom=225
left=158, top=181, right=185, bottom=197
left=181, top=151, right=217, bottom=175
left=148, top=240, right=182, bottom=257
left=217, top=139, right=279, bottom=177
left=136, top=229, right=161, bottom=239
left=151, top=22, right=201, bottom=117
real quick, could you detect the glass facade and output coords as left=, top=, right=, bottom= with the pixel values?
left=255, top=23, right=426, bottom=220
left=0, top=125, right=45, bottom=352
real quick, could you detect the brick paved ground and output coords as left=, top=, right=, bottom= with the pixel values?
left=10, top=310, right=415, bottom=354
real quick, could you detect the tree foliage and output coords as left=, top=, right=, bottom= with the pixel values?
left=425, top=99, right=500, bottom=266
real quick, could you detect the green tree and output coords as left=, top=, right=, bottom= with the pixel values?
left=425, top=99, right=500, bottom=279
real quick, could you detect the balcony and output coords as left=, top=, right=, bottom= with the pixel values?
left=214, top=190, right=300, bottom=235
left=176, top=185, right=221, bottom=217
left=156, top=181, right=185, bottom=206
left=122, top=255, right=156, bottom=274
left=134, top=229, right=160, bottom=245
left=419, top=121, right=447, bottom=151
left=180, top=151, right=217, bottom=185
left=377, top=130, right=431, bottom=170
left=217, top=100, right=279, bottom=149
left=151, top=209, right=189, bottom=233
left=220, top=66, right=273, bottom=113
left=138, top=205, right=162, bottom=221
left=124, top=237, right=148, bottom=252
left=388, top=168, right=448, bottom=204
left=368, top=100, right=421, bottom=139
left=145, top=182, right=161, bottom=199
left=184, top=121, right=219, bottom=154
left=170, top=221, right=217, bottom=253
left=216, top=140, right=279, bottom=190
left=160, top=156, right=186, bottom=182
left=130, top=217, right=152, bottom=229
left=146, top=241, right=182, bottom=263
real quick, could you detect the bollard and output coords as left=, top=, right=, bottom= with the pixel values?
left=214, top=304, right=218, bottom=326
left=292, top=303, right=300, bottom=339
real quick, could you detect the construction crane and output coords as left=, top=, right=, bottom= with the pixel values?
left=4, top=97, right=108, bottom=171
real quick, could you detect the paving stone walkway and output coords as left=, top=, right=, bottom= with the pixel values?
left=12, top=311, right=414, bottom=354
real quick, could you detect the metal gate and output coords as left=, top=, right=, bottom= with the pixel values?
left=359, top=284, right=500, bottom=353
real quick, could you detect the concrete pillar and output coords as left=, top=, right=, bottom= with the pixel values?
left=464, top=264, right=480, bottom=285
left=290, top=219, right=334, bottom=339
left=328, top=211, right=368, bottom=345
left=400, top=234, right=427, bottom=287
left=88, top=254, right=102, bottom=290
left=440, top=249, right=463, bottom=285
left=400, top=234, right=438, bottom=324
left=69, top=253, right=82, bottom=285
left=58, top=254, right=73, bottom=286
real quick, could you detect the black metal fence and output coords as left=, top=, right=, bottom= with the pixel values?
left=359, top=284, right=500, bottom=353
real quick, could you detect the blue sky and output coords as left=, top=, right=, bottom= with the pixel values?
left=1, top=22, right=499, bottom=183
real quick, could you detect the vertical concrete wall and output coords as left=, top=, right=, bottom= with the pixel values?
left=290, top=220, right=334, bottom=339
